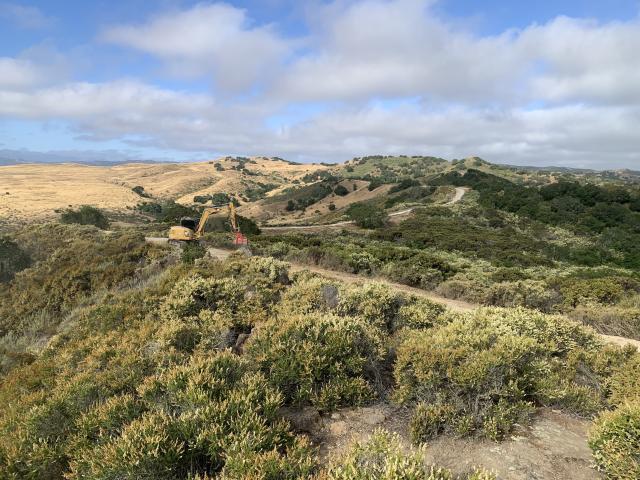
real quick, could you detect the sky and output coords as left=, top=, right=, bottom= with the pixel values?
left=1, top=0, right=640, bottom=168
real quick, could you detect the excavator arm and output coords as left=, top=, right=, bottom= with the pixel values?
left=194, top=207, right=221, bottom=239
left=228, top=202, right=239, bottom=232
left=228, top=202, right=248, bottom=246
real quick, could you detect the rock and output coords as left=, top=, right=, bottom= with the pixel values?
left=360, top=407, right=387, bottom=425
left=322, top=285, right=339, bottom=309
left=330, top=413, right=342, bottom=420
left=232, top=333, right=251, bottom=354
left=329, top=421, right=348, bottom=436
left=282, top=407, right=321, bottom=433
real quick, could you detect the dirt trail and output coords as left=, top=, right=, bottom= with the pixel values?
left=309, top=404, right=599, bottom=480
left=287, top=262, right=476, bottom=311
left=207, top=247, right=639, bottom=350
left=445, top=186, right=468, bottom=205
left=261, top=186, right=468, bottom=232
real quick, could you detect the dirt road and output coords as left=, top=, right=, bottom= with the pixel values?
left=445, top=186, right=468, bottom=205
left=261, top=186, right=468, bottom=232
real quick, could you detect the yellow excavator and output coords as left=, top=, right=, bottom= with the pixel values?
left=168, top=202, right=248, bottom=246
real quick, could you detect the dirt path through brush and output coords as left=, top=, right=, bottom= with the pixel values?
left=287, top=262, right=476, bottom=311
left=206, top=246, right=639, bottom=350
left=261, top=187, right=468, bottom=232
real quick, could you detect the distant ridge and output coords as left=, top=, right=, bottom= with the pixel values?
left=0, top=149, right=174, bottom=166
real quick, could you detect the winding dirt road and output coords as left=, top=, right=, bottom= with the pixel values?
left=261, top=186, right=468, bottom=232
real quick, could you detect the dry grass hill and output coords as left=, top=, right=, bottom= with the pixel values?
left=0, top=156, right=325, bottom=225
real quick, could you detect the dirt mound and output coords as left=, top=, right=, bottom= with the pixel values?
left=307, top=404, right=598, bottom=480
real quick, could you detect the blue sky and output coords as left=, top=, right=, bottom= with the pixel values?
left=1, top=0, right=640, bottom=168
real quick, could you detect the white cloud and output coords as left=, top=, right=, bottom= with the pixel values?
left=275, top=0, right=525, bottom=103
left=2, top=77, right=639, bottom=168
left=2, top=1, right=640, bottom=169
left=0, top=57, right=45, bottom=89
left=0, top=2, right=53, bottom=29
left=0, top=45, right=68, bottom=90
left=520, top=16, right=640, bottom=104
left=101, top=3, right=290, bottom=92
left=273, top=1, right=640, bottom=107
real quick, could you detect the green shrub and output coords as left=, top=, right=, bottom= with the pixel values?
left=277, top=275, right=340, bottom=315
left=381, top=252, right=454, bottom=290
left=0, top=230, right=151, bottom=333
left=0, top=236, right=31, bottom=282
left=347, top=251, right=381, bottom=274
left=589, top=402, right=640, bottom=479
left=608, top=354, right=640, bottom=406
left=245, top=313, right=384, bottom=410
left=347, top=202, right=387, bottom=229
left=336, top=282, right=403, bottom=331
left=181, top=242, right=206, bottom=264
left=394, top=307, right=602, bottom=441
left=156, top=275, right=256, bottom=354
left=67, top=352, right=315, bottom=479
left=570, top=305, right=640, bottom=340
left=484, top=280, right=561, bottom=313
left=561, top=277, right=625, bottom=307
left=60, top=205, right=109, bottom=229
left=334, top=184, right=349, bottom=196
left=132, top=185, right=150, bottom=198
left=193, top=192, right=231, bottom=205
left=316, top=429, right=495, bottom=480
left=396, top=298, right=446, bottom=330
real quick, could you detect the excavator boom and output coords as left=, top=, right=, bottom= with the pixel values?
left=194, top=207, right=221, bottom=239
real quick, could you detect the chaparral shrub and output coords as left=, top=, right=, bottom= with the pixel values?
left=315, top=429, right=496, bottom=480
left=394, top=307, right=604, bottom=441
left=245, top=312, right=385, bottom=411
left=589, top=402, right=640, bottom=480
left=60, top=205, right=110, bottom=230
left=65, top=352, right=316, bottom=480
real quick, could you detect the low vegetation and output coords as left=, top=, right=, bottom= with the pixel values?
left=60, top=205, right=110, bottom=229
left=317, top=429, right=496, bottom=480
left=1, top=156, right=640, bottom=478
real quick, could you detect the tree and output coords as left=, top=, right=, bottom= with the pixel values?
left=60, top=205, right=110, bottom=230
left=347, top=202, right=387, bottom=229
left=334, top=185, right=349, bottom=196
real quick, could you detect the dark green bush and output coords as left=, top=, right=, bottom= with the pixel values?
left=132, top=185, right=150, bottom=198
left=193, top=192, right=231, bottom=205
left=347, top=202, right=386, bottom=229
left=60, top=205, right=109, bottom=229
left=0, top=236, right=31, bottom=282
left=180, top=242, right=206, bottom=264
left=246, top=312, right=384, bottom=411
left=334, top=185, right=349, bottom=196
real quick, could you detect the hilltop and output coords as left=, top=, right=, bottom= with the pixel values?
left=3, top=154, right=637, bottom=229
left=0, top=156, right=323, bottom=224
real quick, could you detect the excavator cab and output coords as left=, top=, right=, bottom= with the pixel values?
left=180, top=217, right=197, bottom=230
